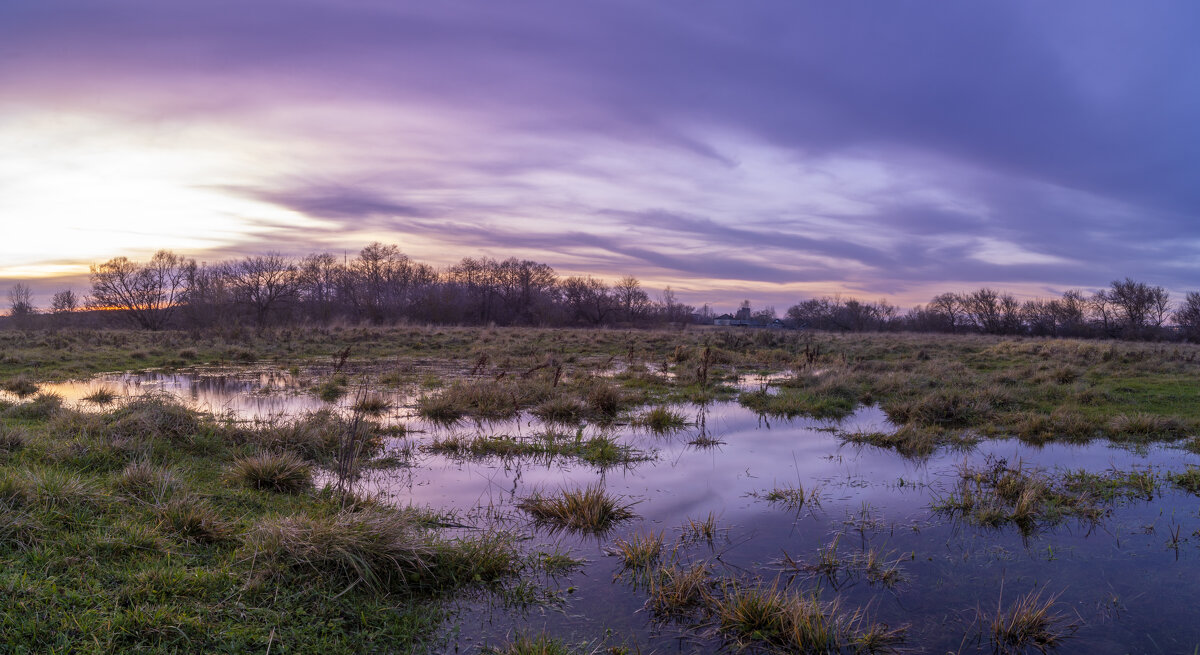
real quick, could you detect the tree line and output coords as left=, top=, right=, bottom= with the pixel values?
left=5, top=244, right=690, bottom=330
left=781, top=280, right=1200, bottom=341
left=4, top=244, right=1200, bottom=341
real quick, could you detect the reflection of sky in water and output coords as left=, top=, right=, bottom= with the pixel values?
left=9, top=372, right=1200, bottom=652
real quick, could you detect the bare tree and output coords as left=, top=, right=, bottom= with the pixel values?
left=1107, top=277, right=1170, bottom=334
left=928, top=292, right=963, bottom=332
left=90, top=250, right=191, bottom=330
left=229, top=254, right=300, bottom=327
left=298, top=252, right=342, bottom=322
left=560, top=276, right=614, bottom=325
left=48, top=289, right=78, bottom=327
left=613, top=275, right=650, bottom=322
left=8, top=283, right=35, bottom=318
left=1174, top=292, right=1200, bottom=342
left=50, top=289, right=77, bottom=314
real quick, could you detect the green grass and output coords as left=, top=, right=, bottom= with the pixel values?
left=425, top=430, right=648, bottom=468
left=756, top=482, right=819, bottom=511
left=712, top=580, right=905, bottom=653
left=933, top=458, right=1106, bottom=531
left=482, top=633, right=593, bottom=655
left=0, top=396, right=539, bottom=654
left=607, top=530, right=664, bottom=570
left=635, top=406, right=689, bottom=433
left=1167, top=467, right=1200, bottom=494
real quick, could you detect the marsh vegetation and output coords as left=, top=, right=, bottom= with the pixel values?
left=2, top=326, right=1200, bottom=652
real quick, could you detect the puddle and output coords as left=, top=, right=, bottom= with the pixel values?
left=9, top=370, right=1200, bottom=653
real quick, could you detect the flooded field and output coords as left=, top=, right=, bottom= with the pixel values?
left=10, top=367, right=1200, bottom=653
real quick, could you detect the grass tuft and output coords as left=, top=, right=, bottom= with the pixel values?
left=228, top=451, right=312, bottom=493
left=0, top=376, right=39, bottom=398
left=607, top=530, right=664, bottom=569
left=246, top=509, right=432, bottom=590
left=984, top=589, right=1078, bottom=653
left=82, top=386, right=119, bottom=405
left=3, top=392, right=64, bottom=420
left=157, top=496, right=233, bottom=544
left=518, top=484, right=638, bottom=535
left=115, top=460, right=179, bottom=501
left=636, top=406, right=689, bottom=434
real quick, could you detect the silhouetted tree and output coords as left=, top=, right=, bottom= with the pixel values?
left=230, top=254, right=300, bottom=327
left=90, top=250, right=191, bottom=330
left=1175, top=292, right=1200, bottom=342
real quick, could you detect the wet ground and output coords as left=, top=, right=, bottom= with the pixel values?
left=11, top=369, right=1200, bottom=653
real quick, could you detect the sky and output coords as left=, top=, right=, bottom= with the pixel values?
left=1, top=1, right=1198, bottom=311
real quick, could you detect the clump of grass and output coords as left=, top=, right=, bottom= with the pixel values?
left=1011, top=409, right=1100, bottom=444
left=352, top=394, right=391, bottom=414
left=607, top=530, right=664, bottom=569
left=104, top=394, right=202, bottom=443
left=647, top=562, right=712, bottom=618
left=82, top=386, right=119, bottom=405
left=636, top=406, right=689, bottom=434
left=237, top=409, right=371, bottom=462
left=246, top=509, right=432, bottom=590
left=539, top=549, right=586, bottom=576
left=681, top=512, right=719, bottom=545
left=1106, top=413, right=1191, bottom=441
left=0, top=506, right=43, bottom=550
left=3, top=393, right=64, bottom=420
left=861, top=548, right=906, bottom=588
left=426, top=431, right=647, bottom=468
left=518, top=484, right=638, bottom=535
left=1061, top=468, right=1159, bottom=502
left=839, top=425, right=976, bottom=459
left=417, top=379, right=555, bottom=422
left=983, top=589, right=1078, bottom=653
left=0, top=376, right=39, bottom=398
left=757, top=482, right=819, bottom=511
left=883, top=389, right=995, bottom=428
left=482, top=633, right=587, bottom=655
left=114, top=460, right=179, bottom=501
left=0, top=424, right=28, bottom=453
left=157, top=496, right=233, bottom=544
left=415, top=392, right=463, bottom=424
left=712, top=581, right=905, bottom=654
left=933, top=457, right=1103, bottom=530
left=688, top=433, right=725, bottom=448
left=316, top=379, right=348, bottom=402
left=1168, top=467, right=1200, bottom=494
left=0, top=467, right=102, bottom=509
left=585, top=382, right=625, bottom=418
left=531, top=396, right=586, bottom=424
left=738, top=387, right=857, bottom=420
left=228, top=451, right=312, bottom=493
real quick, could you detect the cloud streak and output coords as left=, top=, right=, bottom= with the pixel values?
left=2, top=1, right=1198, bottom=308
